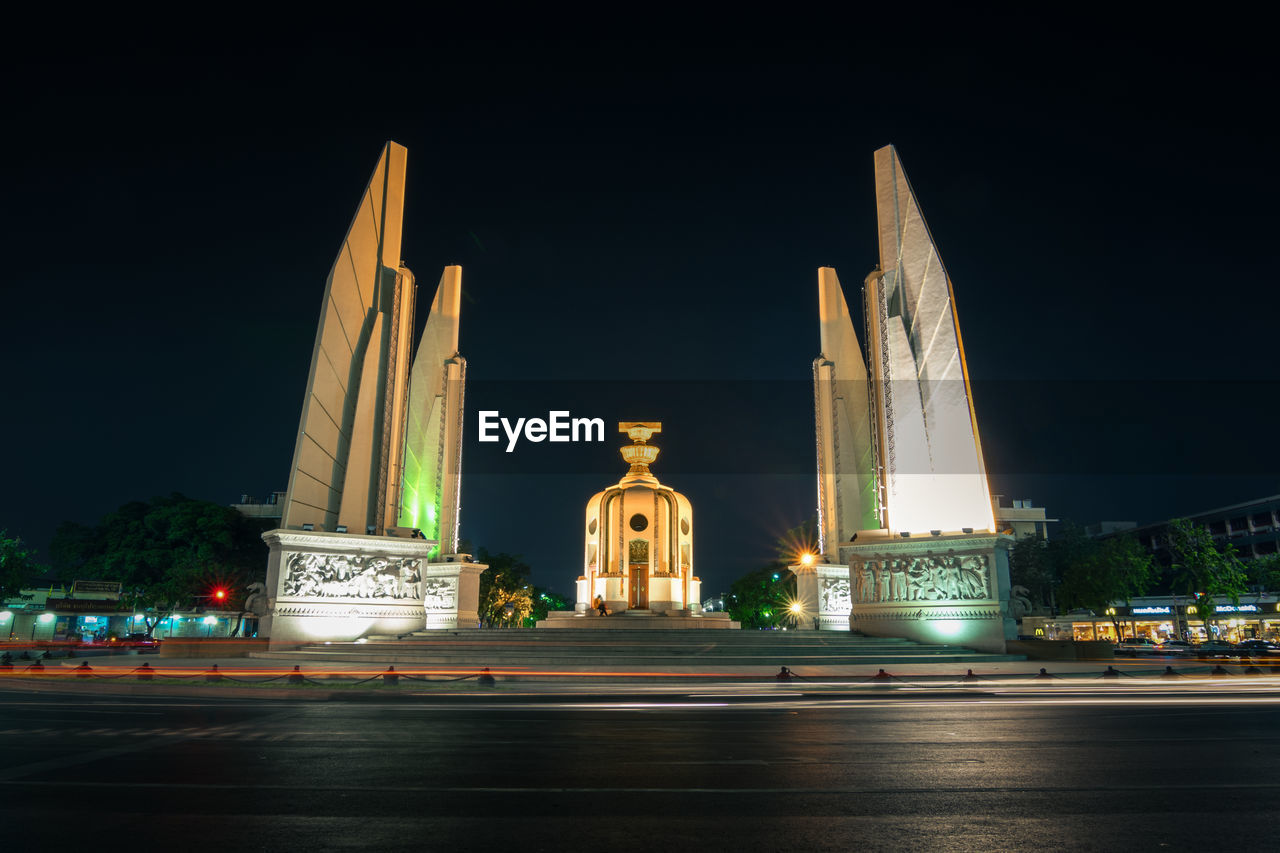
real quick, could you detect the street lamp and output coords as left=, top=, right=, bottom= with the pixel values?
left=788, top=600, right=804, bottom=629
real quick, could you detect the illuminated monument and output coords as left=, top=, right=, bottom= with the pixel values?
left=797, top=145, right=1014, bottom=652
left=539, top=423, right=735, bottom=628
left=261, top=142, right=485, bottom=645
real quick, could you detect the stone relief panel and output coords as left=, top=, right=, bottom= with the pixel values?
left=422, top=577, right=459, bottom=612
left=819, top=577, right=852, bottom=615
left=282, top=552, right=423, bottom=600
left=853, top=552, right=990, bottom=604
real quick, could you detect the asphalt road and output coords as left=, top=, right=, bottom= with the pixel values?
left=2, top=688, right=1278, bottom=851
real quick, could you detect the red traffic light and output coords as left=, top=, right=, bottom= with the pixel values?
left=214, top=589, right=227, bottom=601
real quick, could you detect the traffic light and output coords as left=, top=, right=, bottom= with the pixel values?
left=213, top=589, right=227, bottom=602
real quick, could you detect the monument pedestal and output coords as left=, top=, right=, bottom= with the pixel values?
left=847, top=532, right=1015, bottom=653
left=262, top=529, right=437, bottom=648
left=537, top=609, right=738, bottom=629
left=787, top=561, right=852, bottom=631
left=422, top=555, right=489, bottom=630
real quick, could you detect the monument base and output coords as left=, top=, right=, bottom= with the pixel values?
left=537, top=610, right=739, bottom=629
left=847, top=532, right=1015, bottom=654
left=787, top=562, right=852, bottom=630
left=421, top=555, right=488, bottom=630
left=262, top=529, right=438, bottom=648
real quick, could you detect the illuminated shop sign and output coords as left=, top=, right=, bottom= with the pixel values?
left=72, top=580, right=122, bottom=596
left=1132, top=606, right=1171, bottom=615
left=1213, top=604, right=1259, bottom=613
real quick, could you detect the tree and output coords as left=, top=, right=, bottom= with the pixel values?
left=1009, top=535, right=1058, bottom=614
left=49, top=494, right=267, bottom=635
left=1246, top=552, right=1280, bottom=593
left=0, top=530, right=44, bottom=599
left=1165, top=518, right=1249, bottom=639
left=528, top=587, right=572, bottom=626
left=725, top=518, right=817, bottom=629
left=475, top=549, right=535, bottom=628
left=727, top=565, right=795, bottom=629
left=1056, top=534, right=1155, bottom=638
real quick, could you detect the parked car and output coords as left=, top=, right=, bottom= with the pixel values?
left=1195, top=640, right=1237, bottom=657
left=1235, top=639, right=1280, bottom=658
left=1114, top=637, right=1162, bottom=655
left=111, top=633, right=161, bottom=653
left=1156, top=640, right=1196, bottom=656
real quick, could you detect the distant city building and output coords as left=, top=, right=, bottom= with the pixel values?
left=992, top=496, right=1054, bottom=540
left=1084, top=521, right=1138, bottom=537
left=230, top=491, right=285, bottom=521
left=702, top=593, right=728, bottom=613
left=1099, top=495, right=1280, bottom=562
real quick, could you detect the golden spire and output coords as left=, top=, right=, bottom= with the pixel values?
left=618, top=421, right=662, bottom=481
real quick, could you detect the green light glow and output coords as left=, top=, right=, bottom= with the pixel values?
left=398, top=395, right=445, bottom=557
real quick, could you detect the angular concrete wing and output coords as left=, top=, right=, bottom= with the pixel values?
left=281, top=142, right=415, bottom=535
left=813, top=267, right=880, bottom=559
left=396, top=266, right=465, bottom=557
left=868, top=145, right=993, bottom=534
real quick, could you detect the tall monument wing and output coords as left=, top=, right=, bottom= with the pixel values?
left=281, top=142, right=413, bottom=534
left=397, top=266, right=466, bottom=557
left=813, top=267, right=879, bottom=558
left=867, top=145, right=993, bottom=533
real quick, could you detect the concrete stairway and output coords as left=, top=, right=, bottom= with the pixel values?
left=251, top=629, right=1023, bottom=673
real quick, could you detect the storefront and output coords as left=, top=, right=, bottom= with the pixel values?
left=2, top=581, right=244, bottom=645
left=1035, top=595, right=1280, bottom=643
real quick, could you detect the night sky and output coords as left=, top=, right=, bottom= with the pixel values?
left=4, top=14, right=1277, bottom=597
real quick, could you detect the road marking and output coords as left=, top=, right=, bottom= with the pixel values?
left=0, top=729, right=217, bottom=782
left=0, top=712, right=299, bottom=782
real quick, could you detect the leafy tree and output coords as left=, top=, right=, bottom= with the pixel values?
left=1246, top=552, right=1280, bottom=592
left=1009, top=535, right=1058, bottom=614
left=724, top=518, right=818, bottom=629
left=1056, top=534, right=1155, bottom=638
left=1165, top=518, right=1249, bottom=638
left=0, top=530, right=44, bottom=599
left=49, top=494, right=267, bottom=635
left=1011, top=523, right=1128, bottom=618
left=527, top=587, right=572, bottom=626
left=727, top=565, right=795, bottom=629
left=475, top=549, right=535, bottom=628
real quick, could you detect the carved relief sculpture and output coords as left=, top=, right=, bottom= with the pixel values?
left=853, top=552, right=992, bottom=604
left=820, top=577, right=852, bottom=614
left=422, top=577, right=458, bottom=612
left=282, top=552, right=425, bottom=600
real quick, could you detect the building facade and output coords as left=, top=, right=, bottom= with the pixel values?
left=1114, top=495, right=1280, bottom=561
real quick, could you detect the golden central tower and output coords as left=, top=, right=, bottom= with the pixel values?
left=576, top=422, right=698, bottom=614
